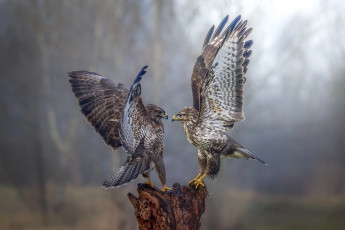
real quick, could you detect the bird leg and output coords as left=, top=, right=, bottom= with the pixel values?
left=144, top=175, right=154, bottom=187
left=161, top=185, right=172, bottom=192
left=194, top=173, right=207, bottom=189
left=188, top=172, right=202, bottom=185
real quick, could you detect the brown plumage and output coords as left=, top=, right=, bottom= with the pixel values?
left=172, top=15, right=266, bottom=188
left=68, top=66, right=170, bottom=191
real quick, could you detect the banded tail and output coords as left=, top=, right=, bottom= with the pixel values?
left=234, top=147, right=267, bottom=165
left=222, top=137, right=267, bottom=165
left=103, top=156, right=150, bottom=188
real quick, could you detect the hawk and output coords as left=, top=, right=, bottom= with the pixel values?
left=172, top=15, right=266, bottom=188
left=68, top=66, right=171, bottom=191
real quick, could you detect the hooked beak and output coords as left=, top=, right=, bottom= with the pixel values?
left=161, top=112, right=168, bottom=120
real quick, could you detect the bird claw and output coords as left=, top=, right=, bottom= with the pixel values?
left=144, top=176, right=154, bottom=187
left=194, top=179, right=205, bottom=189
left=161, top=186, right=172, bottom=192
left=188, top=178, right=197, bottom=185
left=188, top=172, right=202, bottom=185
left=144, top=182, right=153, bottom=187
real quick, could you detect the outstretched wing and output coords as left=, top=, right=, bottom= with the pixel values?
left=119, top=66, right=150, bottom=155
left=68, top=71, right=128, bottom=149
left=199, top=15, right=253, bottom=130
left=191, top=15, right=241, bottom=111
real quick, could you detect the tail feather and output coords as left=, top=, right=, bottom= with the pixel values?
left=132, top=160, right=142, bottom=181
left=103, top=157, right=149, bottom=188
left=235, top=148, right=267, bottom=165
left=118, top=161, right=138, bottom=185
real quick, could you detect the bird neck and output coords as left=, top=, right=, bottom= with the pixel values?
left=182, top=120, right=197, bottom=144
left=150, top=117, right=163, bottom=127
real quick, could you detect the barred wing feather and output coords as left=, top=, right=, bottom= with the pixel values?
left=68, top=71, right=128, bottom=149
left=191, top=15, right=241, bottom=112
left=199, top=17, right=253, bottom=130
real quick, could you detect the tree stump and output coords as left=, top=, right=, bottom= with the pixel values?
left=128, top=182, right=208, bottom=230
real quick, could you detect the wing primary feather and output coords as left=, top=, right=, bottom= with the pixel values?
left=243, top=28, right=253, bottom=38
left=242, top=59, right=250, bottom=67
left=244, top=40, right=253, bottom=49
left=202, top=25, right=215, bottom=49
left=222, top=15, right=241, bottom=38
left=133, top=65, right=148, bottom=84
left=212, top=15, right=229, bottom=39
left=236, top=21, right=248, bottom=37
left=243, top=50, right=252, bottom=58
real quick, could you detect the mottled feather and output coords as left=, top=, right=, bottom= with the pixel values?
left=69, top=66, right=169, bottom=189
left=119, top=66, right=150, bottom=155
left=68, top=71, right=128, bottom=149
left=173, top=15, right=265, bottom=182
left=199, top=17, right=253, bottom=130
left=191, top=15, right=241, bottom=111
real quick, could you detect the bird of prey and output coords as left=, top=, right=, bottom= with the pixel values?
left=68, top=66, right=171, bottom=191
left=172, top=15, right=266, bottom=188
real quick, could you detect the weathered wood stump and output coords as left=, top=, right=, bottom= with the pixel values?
left=128, top=182, right=208, bottom=230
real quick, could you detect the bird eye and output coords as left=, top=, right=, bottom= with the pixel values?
left=176, top=114, right=182, bottom=118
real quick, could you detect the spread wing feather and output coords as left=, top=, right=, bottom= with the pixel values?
left=202, top=25, right=214, bottom=50
left=191, top=15, right=241, bottom=111
left=199, top=16, right=253, bottom=130
left=68, top=71, right=128, bottom=149
left=119, top=66, right=150, bottom=155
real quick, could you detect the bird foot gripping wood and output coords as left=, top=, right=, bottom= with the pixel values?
left=128, top=183, right=208, bottom=230
left=194, top=179, right=205, bottom=189
left=161, top=185, right=172, bottom=192
left=189, top=173, right=207, bottom=189
left=143, top=176, right=154, bottom=188
left=188, top=172, right=202, bottom=185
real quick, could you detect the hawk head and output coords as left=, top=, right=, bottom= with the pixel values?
left=172, top=106, right=198, bottom=124
left=146, top=104, right=168, bottom=121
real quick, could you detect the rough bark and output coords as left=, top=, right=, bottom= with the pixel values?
left=128, top=183, right=208, bottom=230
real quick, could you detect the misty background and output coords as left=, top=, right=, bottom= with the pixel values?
left=1, top=0, right=345, bottom=229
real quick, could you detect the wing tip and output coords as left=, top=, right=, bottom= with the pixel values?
left=243, top=50, right=252, bottom=58
left=221, top=14, right=242, bottom=39
left=202, top=25, right=215, bottom=49
left=244, top=40, right=253, bottom=49
left=233, top=15, right=241, bottom=26
left=133, top=65, right=148, bottom=84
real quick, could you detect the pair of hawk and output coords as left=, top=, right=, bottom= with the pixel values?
left=68, top=15, right=266, bottom=191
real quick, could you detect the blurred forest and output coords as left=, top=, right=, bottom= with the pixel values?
left=1, top=0, right=345, bottom=230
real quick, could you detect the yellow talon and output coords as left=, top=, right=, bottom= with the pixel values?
left=194, top=180, right=205, bottom=189
left=194, top=174, right=207, bottom=189
left=144, top=175, right=154, bottom=187
left=188, top=172, right=202, bottom=184
left=161, top=185, right=172, bottom=192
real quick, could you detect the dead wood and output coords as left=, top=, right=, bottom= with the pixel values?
left=128, top=183, right=208, bottom=230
